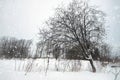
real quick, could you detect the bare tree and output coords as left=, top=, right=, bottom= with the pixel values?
left=38, top=0, right=106, bottom=72
left=52, top=44, right=61, bottom=60
left=99, top=43, right=112, bottom=63
left=0, top=37, right=32, bottom=58
left=65, top=45, right=83, bottom=60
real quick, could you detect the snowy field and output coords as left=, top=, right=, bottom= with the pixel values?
left=0, top=59, right=119, bottom=80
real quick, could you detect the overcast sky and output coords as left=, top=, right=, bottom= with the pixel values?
left=0, top=0, right=120, bottom=49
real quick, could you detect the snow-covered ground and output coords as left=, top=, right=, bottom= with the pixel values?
left=0, top=59, right=119, bottom=80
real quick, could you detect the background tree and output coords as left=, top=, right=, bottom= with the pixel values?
left=52, top=44, right=61, bottom=60
left=0, top=37, right=32, bottom=58
left=65, top=45, right=83, bottom=60
left=66, top=44, right=100, bottom=60
left=17, top=39, right=32, bottom=58
left=99, top=43, right=112, bottom=62
left=38, top=0, right=106, bottom=72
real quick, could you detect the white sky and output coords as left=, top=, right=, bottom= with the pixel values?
left=0, top=0, right=120, bottom=49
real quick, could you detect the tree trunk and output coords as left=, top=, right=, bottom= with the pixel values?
left=89, top=59, right=96, bottom=72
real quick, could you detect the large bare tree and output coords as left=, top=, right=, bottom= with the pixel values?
left=38, top=0, right=106, bottom=72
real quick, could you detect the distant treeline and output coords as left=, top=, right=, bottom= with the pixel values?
left=0, top=36, right=120, bottom=63
left=0, top=37, right=32, bottom=59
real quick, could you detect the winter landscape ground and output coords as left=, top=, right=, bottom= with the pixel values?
left=0, top=59, right=119, bottom=80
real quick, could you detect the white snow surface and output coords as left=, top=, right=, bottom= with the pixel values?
left=0, top=59, right=119, bottom=80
